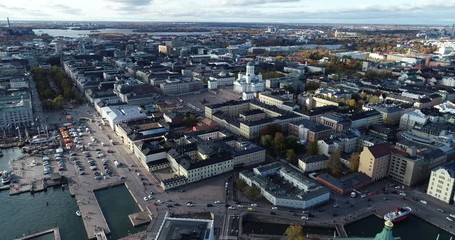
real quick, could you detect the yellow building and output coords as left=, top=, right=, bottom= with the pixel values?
left=427, top=162, right=455, bottom=204
left=358, top=144, right=392, bottom=181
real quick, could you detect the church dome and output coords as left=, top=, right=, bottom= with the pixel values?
left=247, top=61, right=254, bottom=66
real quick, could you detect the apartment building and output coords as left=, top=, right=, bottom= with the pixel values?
left=318, top=112, right=351, bottom=133
left=288, top=120, right=333, bottom=143
left=298, top=155, right=329, bottom=172
left=358, top=143, right=393, bottom=181
left=0, top=92, right=33, bottom=129
left=427, top=162, right=455, bottom=204
left=389, top=148, right=446, bottom=186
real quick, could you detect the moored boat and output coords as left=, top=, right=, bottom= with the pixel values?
left=1, top=171, right=11, bottom=185
left=76, top=210, right=81, bottom=217
left=384, top=206, right=412, bottom=223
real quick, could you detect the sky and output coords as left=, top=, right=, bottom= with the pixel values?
left=1, top=0, right=455, bottom=25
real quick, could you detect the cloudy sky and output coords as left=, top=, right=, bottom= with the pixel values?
left=1, top=0, right=455, bottom=24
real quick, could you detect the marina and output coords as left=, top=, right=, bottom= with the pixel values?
left=0, top=139, right=154, bottom=239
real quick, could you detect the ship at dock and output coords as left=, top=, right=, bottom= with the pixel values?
left=384, top=206, right=412, bottom=223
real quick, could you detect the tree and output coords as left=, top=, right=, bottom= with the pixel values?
left=347, top=99, right=357, bottom=108
left=284, top=136, right=300, bottom=153
left=183, top=114, right=197, bottom=128
left=306, top=141, right=319, bottom=156
left=286, top=149, right=297, bottom=164
left=327, top=149, right=342, bottom=175
left=244, top=185, right=261, bottom=201
left=260, top=124, right=281, bottom=136
left=285, top=225, right=305, bottom=240
left=274, top=132, right=284, bottom=153
left=53, top=95, right=64, bottom=109
left=348, top=152, right=360, bottom=172
left=260, top=134, right=273, bottom=148
left=368, top=96, right=380, bottom=104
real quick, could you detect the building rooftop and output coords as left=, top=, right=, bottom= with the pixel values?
left=367, top=143, right=393, bottom=158
left=301, top=154, right=329, bottom=164
left=156, top=216, right=213, bottom=240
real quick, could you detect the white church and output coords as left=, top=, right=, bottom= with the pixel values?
left=233, top=62, right=265, bottom=99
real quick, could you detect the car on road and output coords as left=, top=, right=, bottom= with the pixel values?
left=420, top=200, right=428, bottom=205
left=438, top=208, right=445, bottom=213
left=207, top=204, right=213, bottom=207
left=333, top=204, right=339, bottom=208
left=399, top=192, right=406, bottom=196
left=271, top=206, right=278, bottom=210
left=228, top=206, right=236, bottom=210
left=186, top=203, right=193, bottom=207
left=301, top=216, right=309, bottom=220
left=144, top=196, right=151, bottom=201
left=251, top=203, right=257, bottom=207
left=214, top=200, right=222, bottom=204
left=270, top=211, right=276, bottom=215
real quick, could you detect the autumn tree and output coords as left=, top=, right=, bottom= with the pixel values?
left=286, top=149, right=297, bottom=164
left=306, top=141, right=319, bottom=156
left=348, top=152, right=360, bottom=172
left=285, top=225, right=305, bottom=240
left=274, top=132, right=284, bottom=153
left=327, top=149, right=342, bottom=175
left=260, top=134, right=273, bottom=147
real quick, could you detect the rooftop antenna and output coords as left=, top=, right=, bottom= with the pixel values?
left=7, top=17, right=10, bottom=28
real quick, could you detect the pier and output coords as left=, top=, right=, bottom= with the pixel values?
left=17, top=227, right=61, bottom=240
left=68, top=179, right=112, bottom=240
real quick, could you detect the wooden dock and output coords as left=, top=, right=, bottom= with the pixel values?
left=17, top=227, right=61, bottom=240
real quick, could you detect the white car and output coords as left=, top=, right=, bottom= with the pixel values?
left=144, top=196, right=150, bottom=201
left=214, top=201, right=221, bottom=204
left=420, top=200, right=428, bottom=205
left=157, top=200, right=163, bottom=204
left=251, top=203, right=257, bottom=207
left=301, top=216, right=309, bottom=220
left=228, top=206, right=236, bottom=210
left=399, top=192, right=406, bottom=196
left=271, top=207, right=278, bottom=210
left=186, top=203, right=193, bottom=207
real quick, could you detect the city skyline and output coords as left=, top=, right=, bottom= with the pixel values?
left=1, top=0, right=455, bottom=25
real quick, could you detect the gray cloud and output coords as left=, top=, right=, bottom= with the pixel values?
left=108, top=0, right=153, bottom=11
left=49, top=4, right=81, bottom=15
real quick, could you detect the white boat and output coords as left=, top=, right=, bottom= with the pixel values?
left=76, top=210, right=81, bottom=217
left=1, top=171, right=11, bottom=185
left=446, top=217, right=453, bottom=222
left=450, top=214, right=455, bottom=219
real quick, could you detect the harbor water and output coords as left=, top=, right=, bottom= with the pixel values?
left=95, top=185, right=146, bottom=239
left=0, top=187, right=86, bottom=240
left=0, top=148, right=145, bottom=240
